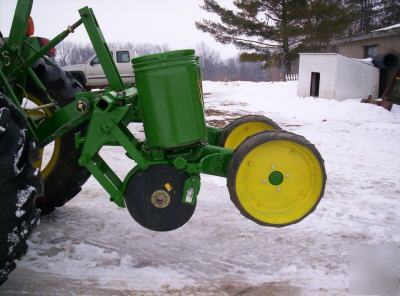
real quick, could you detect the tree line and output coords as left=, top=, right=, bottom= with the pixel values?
left=56, top=41, right=275, bottom=81
left=196, top=0, right=400, bottom=74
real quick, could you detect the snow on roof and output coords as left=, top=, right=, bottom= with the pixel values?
left=299, top=53, right=377, bottom=67
left=299, top=53, right=338, bottom=55
left=373, top=23, right=400, bottom=32
left=355, top=57, right=374, bottom=66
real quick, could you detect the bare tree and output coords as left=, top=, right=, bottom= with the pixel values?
left=56, top=41, right=276, bottom=81
left=56, top=42, right=94, bottom=66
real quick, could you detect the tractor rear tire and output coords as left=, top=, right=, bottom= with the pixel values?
left=26, top=59, right=90, bottom=214
left=0, top=93, right=41, bottom=285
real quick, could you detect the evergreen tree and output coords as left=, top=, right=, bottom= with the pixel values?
left=345, top=0, right=380, bottom=34
left=378, top=0, right=400, bottom=28
left=196, top=0, right=352, bottom=74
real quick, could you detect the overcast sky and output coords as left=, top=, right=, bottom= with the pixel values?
left=0, top=0, right=239, bottom=57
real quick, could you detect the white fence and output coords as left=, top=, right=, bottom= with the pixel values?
left=285, top=73, right=299, bottom=81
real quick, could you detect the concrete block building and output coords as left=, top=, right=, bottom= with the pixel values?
left=297, top=53, right=379, bottom=101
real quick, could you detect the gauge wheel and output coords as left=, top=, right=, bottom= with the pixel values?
left=219, top=115, right=281, bottom=149
left=227, top=130, right=326, bottom=227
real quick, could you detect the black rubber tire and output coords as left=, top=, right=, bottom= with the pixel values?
left=219, top=115, right=281, bottom=148
left=0, top=93, right=41, bottom=285
left=26, top=59, right=90, bottom=214
left=125, top=164, right=196, bottom=232
left=227, top=130, right=326, bottom=227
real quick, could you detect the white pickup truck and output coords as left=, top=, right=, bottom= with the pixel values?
left=63, top=50, right=135, bottom=89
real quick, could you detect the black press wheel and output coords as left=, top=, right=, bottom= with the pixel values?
left=124, top=164, right=196, bottom=232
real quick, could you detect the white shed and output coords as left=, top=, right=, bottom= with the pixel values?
left=297, top=53, right=379, bottom=101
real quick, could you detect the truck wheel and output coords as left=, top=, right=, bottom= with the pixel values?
left=25, top=59, right=90, bottom=214
left=0, top=93, right=41, bottom=285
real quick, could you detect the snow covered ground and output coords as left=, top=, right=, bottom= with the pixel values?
left=2, top=81, right=400, bottom=295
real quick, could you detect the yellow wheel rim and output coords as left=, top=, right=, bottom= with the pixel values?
left=224, top=122, right=277, bottom=150
left=25, top=94, right=61, bottom=180
left=235, top=140, right=324, bottom=225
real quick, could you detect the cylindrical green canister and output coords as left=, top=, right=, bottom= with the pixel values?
left=132, top=50, right=207, bottom=149
left=195, top=55, right=204, bottom=107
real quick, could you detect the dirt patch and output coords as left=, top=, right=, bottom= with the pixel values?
left=206, top=119, right=229, bottom=128
left=205, top=108, right=247, bottom=128
left=205, top=108, right=243, bottom=117
left=282, top=123, right=302, bottom=127
left=162, top=281, right=302, bottom=296
left=221, top=100, right=249, bottom=107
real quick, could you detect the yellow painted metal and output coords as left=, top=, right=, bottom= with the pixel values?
left=235, top=140, right=324, bottom=225
left=224, top=122, right=276, bottom=149
left=25, top=93, right=61, bottom=179
left=38, top=138, right=61, bottom=179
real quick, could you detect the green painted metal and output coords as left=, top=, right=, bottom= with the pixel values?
left=132, top=50, right=207, bottom=149
left=195, top=55, right=204, bottom=107
left=182, top=175, right=200, bottom=205
left=34, top=92, right=94, bottom=146
left=6, top=0, right=32, bottom=54
left=0, top=67, right=20, bottom=105
left=206, top=126, right=222, bottom=146
left=76, top=88, right=152, bottom=207
left=79, top=7, right=124, bottom=92
left=200, top=145, right=232, bottom=177
left=26, top=67, right=55, bottom=106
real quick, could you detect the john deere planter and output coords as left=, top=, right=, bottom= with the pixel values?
left=0, top=0, right=326, bottom=283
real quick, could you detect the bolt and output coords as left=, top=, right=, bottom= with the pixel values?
left=150, top=190, right=171, bottom=208
left=277, top=187, right=281, bottom=192
left=271, top=165, right=276, bottom=169
left=76, top=100, right=89, bottom=113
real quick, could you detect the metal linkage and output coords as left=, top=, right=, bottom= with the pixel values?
left=79, top=7, right=125, bottom=92
left=1, top=0, right=233, bottom=213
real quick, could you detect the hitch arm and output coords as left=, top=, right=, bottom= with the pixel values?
left=9, top=19, right=83, bottom=78
left=79, top=7, right=125, bottom=92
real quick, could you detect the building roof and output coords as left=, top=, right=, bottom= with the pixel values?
left=337, top=24, right=400, bottom=44
left=299, top=53, right=377, bottom=68
left=373, top=23, right=400, bottom=32
left=299, top=53, right=338, bottom=55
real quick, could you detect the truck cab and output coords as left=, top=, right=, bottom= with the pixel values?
left=63, top=49, right=135, bottom=89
